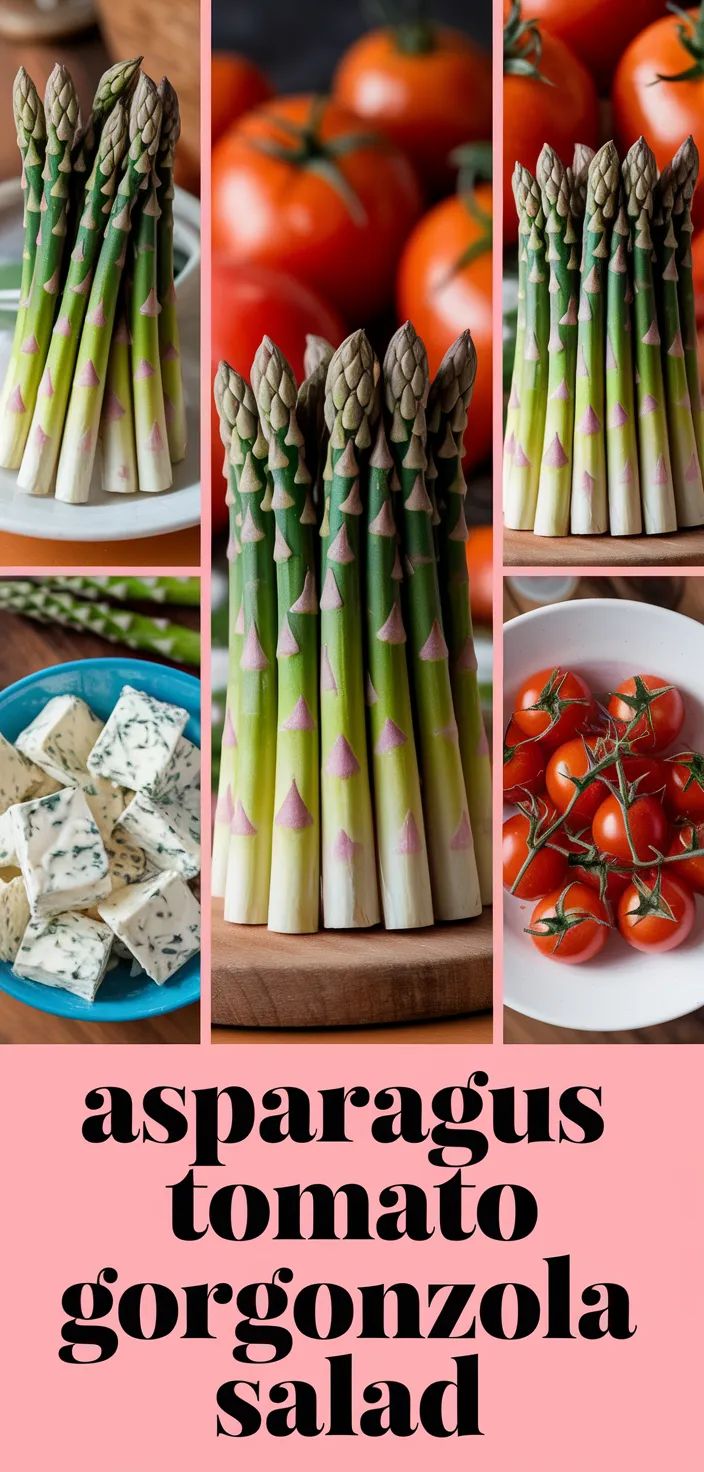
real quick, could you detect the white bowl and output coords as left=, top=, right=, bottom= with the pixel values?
left=0, top=180, right=200, bottom=543
left=504, top=598, right=704, bottom=1031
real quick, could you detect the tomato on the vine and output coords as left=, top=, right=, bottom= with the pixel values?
left=545, top=735, right=609, bottom=823
left=527, top=882, right=610, bottom=964
left=665, top=751, right=704, bottom=822
left=668, top=821, right=704, bottom=896
left=513, top=667, right=592, bottom=748
left=504, top=720, right=546, bottom=804
left=592, top=792, right=669, bottom=865
left=608, top=674, right=685, bottom=753
left=502, top=808, right=567, bottom=900
left=516, top=0, right=665, bottom=92
left=570, top=856, right=632, bottom=906
left=617, top=871, right=695, bottom=953
left=211, top=54, right=273, bottom=144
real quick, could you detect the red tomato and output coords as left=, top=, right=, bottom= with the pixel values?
left=545, top=735, right=610, bottom=823
left=210, top=263, right=345, bottom=534
left=612, top=8, right=704, bottom=232
left=503, top=719, right=546, bottom=804
left=333, top=25, right=491, bottom=193
left=620, top=754, right=668, bottom=798
left=665, top=752, right=704, bottom=822
left=668, top=821, right=704, bottom=895
left=211, top=53, right=273, bottom=144
left=608, top=674, right=685, bottom=753
left=502, top=808, right=567, bottom=900
left=466, top=525, right=493, bottom=626
left=513, top=667, right=592, bottom=748
left=570, top=858, right=632, bottom=906
left=521, top=0, right=665, bottom=92
left=212, top=95, right=422, bottom=321
left=528, top=882, right=610, bottom=964
left=397, top=185, right=492, bottom=472
left=592, top=793, right=669, bottom=865
left=617, top=871, right=695, bottom=953
left=694, top=230, right=704, bottom=326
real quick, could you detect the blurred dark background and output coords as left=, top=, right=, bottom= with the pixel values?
left=213, top=1, right=491, bottom=88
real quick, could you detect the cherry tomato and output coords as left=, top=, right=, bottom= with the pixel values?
left=545, top=735, right=609, bottom=823
left=212, top=95, right=422, bottom=321
left=520, top=0, right=665, bottom=92
left=466, top=525, right=493, bottom=626
left=513, top=666, right=592, bottom=748
left=665, top=751, right=704, bottom=822
left=694, top=230, right=704, bottom=327
left=211, top=53, right=273, bottom=144
left=333, top=24, right=491, bottom=193
left=502, top=808, right=567, bottom=900
left=592, top=792, right=669, bottom=865
left=397, top=184, right=492, bottom=472
left=503, top=719, right=546, bottom=804
left=608, top=674, right=685, bottom=753
left=617, top=871, right=695, bottom=953
left=528, top=882, right=610, bottom=964
left=620, top=754, right=668, bottom=798
left=668, top=821, right=704, bottom=896
left=570, top=858, right=632, bottom=906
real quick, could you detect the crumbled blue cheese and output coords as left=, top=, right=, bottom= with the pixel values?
left=104, top=829, right=147, bottom=887
left=0, top=876, right=30, bottom=962
left=13, top=910, right=113, bottom=1000
left=98, top=869, right=200, bottom=984
left=0, top=808, right=17, bottom=867
left=12, top=786, right=111, bottom=919
left=114, top=792, right=200, bottom=880
left=15, top=695, right=124, bottom=839
left=0, top=731, right=43, bottom=815
left=87, top=685, right=189, bottom=796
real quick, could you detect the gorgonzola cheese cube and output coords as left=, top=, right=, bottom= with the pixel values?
left=15, top=695, right=123, bottom=838
left=98, top=869, right=200, bottom=984
left=0, top=876, right=30, bottom=962
left=87, top=685, right=189, bottom=796
left=13, top=910, right=113, bottom=1001
left=0, top=808, right=17, bottom=867
left=104, top=829, right=147, bottom=887
left=150, top=735, right=201, bottom=827
left=114, top=792, right=200, bottom=880
left=12, top=786, right=111, bottom=919
left=0, top=731, right=43, bottom=815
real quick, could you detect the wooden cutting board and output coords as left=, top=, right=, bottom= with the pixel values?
left=504, top=525, right=704, bottom=568
left=211, top=901, right=493, bottom=1030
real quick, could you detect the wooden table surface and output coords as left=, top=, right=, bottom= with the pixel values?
left=504, top=525, right=704, bottom=569
left=213, top=1013, right=493, bottom=1046
left=0, top=599, right=201, bottom=1044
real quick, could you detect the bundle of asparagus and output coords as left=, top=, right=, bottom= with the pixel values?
left=213, top=323, right=492, bottom=935
left=0, top=59, right=187, bottom=502
left=0, top=577, right=199, bottom=663
left=504, top=133, right=704, bottom=538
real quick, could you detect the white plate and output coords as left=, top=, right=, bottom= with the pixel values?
left=504, top=598, right=704, bottom=1031
left=0, top=182, right=200, bottom=543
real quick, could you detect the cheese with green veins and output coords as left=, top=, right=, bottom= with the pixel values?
left=87, top=686, right=189, bottom=796
left=104, top=829, right=147, bottom=887
left=0, top=808, right=17, bottom=867
left=150, top=735, right=201, bottom=825
left=0, top=732, right=43, bottom=815
left=115, top=792, right=200, bottom=879
left=98, top=869, right=200, bottom=984
left=13, top=910, right=113, bottom=1000
left=12, top=786, right=111, bottom=919
left=15, top=696, right=124, bottom=838
left=0, top=876, right=30, bottom=962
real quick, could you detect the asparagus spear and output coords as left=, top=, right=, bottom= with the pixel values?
left=297, top=348, right=331, bottom=524
left=570, top=142, right=619, bottom=535
left=533, top=146, right=580, bottom=537
left=605, top=190, right=642, bottom=535
left=129, top=159, right=172, bottom=493
left=385, top=322, right=481, bottom=922
left=41, top=575, right=200, bottom=603
left=0, top=65, right=79, bottom=469
left=99, top=291, right=138, bottom=493
left=654, top=150, right=704, bottom=526
left=570, top=143, right=595, bottom=229
left=212, top=361, right=242, bottom=899
left=222, top=369, right=277, bottom=924
left=156, top=78, right=187, bottom=464
left=0, top=71, right=46, bottom=423
left=623, top=138, right=678, bottom=535
left=0, top=582, right=199, bottom=663
left=503, top=164, right=531, bottom=509
left=319, top=331, right=379, bottom=929
left=671, top=137, right=704, bottom=478
left=55, top=74, right=163, bottom=504
left=428, top=332, right=492, bottom=906
left=69, top=57, right=142, bottom=194
left=365, top=414, right=433, bottom=928
left=254, top=338, right=320, bottom=934
left=304, top=335, right=333, bottom=377
left=17, top=101, right=129, bottom=496
left=504, top=173, right=549, bottom=530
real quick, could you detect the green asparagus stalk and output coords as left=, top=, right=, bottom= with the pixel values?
left=156, top=77, right=187, bottom=464
left=304, top=335, right=333, bottom=377
left=671, top=137, right=704, bottom=478
left=297, top=348, right=331, bottom=524
left=99, top=291, right=138, bottom=493
left=0, top=71, right=46, bottom=423
left=428, top=332, right=492, bottom=905
left=605, top=190, right=642, bottom=535
left=623, top=138, right=678, bottom=534
left=319, top=331, right=379, bottom=929
left=503, top=164, right=531, bottom=509
left=570, top=142, right=619, bottom=535
left=0, top=65, right=79, bottom=469
left=0, top=582, right=199, bottom=663
left=212, top=361, right=242, bottom=898
left=570, top=143, right=595, bottom=230
left=41, top=575, right=200, bottom=603
left=55, top=74, right=163, bottom=504
left=654, top=151, right=704, bottom=526
left=504, top=173, right=550, bottom=530
left=253, top=338, right=320, bottom=933
left=385, top=322, right=481, bottom=921
left=17, top=100, right=129, bottom=496
left=222, top=369, right=277, bottom=924
left=129, top=159, right=172, bottom=492
left=365, top=415, right=433, bottom=928
left=533, top=145, right=580, bottom=537
left=69, top=57, right=142, bottom=199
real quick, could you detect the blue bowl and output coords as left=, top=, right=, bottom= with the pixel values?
left=0, top=657, right=201, bottom=1022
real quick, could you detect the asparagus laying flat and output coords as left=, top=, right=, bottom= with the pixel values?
left=0, top=581, right=199, bottom=663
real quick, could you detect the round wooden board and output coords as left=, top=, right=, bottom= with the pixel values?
left=504, top=525, right=704, bottom=568
left=211, top=902, right=493, bottom=1030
